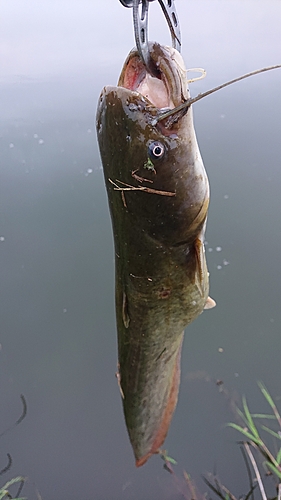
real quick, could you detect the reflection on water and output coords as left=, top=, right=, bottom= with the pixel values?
left=1, top=1, right=281, bottom=498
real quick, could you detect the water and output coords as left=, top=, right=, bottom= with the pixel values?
left=1, top=1, right=281, bottom=498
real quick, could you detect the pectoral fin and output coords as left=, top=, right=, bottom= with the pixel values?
left=193, top=237, right=206, bottom=296
left=204, top=296, right=216, bottom=309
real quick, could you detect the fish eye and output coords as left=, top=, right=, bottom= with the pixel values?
left=148, top=141, right=165, bottom=160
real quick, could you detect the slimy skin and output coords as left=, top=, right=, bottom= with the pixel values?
left=96, top=43, right=214, bottom=466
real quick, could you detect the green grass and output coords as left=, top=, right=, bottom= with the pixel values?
left=225, top=382, right=281, bottom=499
left=0, top=477, right=26, bottom=500
left=2, top=386, right=281, bottom=499
left=161, top=382, right=281, bottom=500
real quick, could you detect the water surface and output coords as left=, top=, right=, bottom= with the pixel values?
left=1, top=1, right=281, bottom=498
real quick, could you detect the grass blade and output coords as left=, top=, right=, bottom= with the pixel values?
left=264, top=461, right=281, bottom=480
left=258, top=382, right=276, bottom=409
left=260, top=425, right=281, bottom=440
left=258, top=382, right=281, bottom=428
left=244, top=443, right=267, bottom=500
left=228, top=423, right=261, bottom=445
left=277, top=447, right=281, bottom=464
left=251, top=414, right=276, bottom=419
left=242, top=397, right=260, bottom=439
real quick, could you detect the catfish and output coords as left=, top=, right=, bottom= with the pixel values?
left=96, top=42, right=215, bottom=467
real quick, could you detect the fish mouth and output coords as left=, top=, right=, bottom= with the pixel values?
left=118, top=42, right=189, bottom=110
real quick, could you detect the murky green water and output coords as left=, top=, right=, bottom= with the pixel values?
left=1, top=1, right=281, bottom=498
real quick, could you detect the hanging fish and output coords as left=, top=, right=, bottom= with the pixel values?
left=96, top=42, right=216, bottom=467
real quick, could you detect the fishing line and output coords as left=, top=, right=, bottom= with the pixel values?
left=152, top=64, right=281, bottom=125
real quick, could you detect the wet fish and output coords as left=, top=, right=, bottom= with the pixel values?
left=96, top=42, right=215, bottom=467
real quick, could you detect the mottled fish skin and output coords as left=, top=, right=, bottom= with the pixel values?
left=96, top=43, right=212, bottom=466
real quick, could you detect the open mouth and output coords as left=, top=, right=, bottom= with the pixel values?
left=118, top=42, right=187, bottom=110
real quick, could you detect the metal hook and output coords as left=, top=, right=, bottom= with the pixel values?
left=158, top=0, right=181, bottom=52
left=133, top=1, right=153, bottom=74
left=119, top=0, right=154, bottom=7
left=119, top=0, right=181, bottom=75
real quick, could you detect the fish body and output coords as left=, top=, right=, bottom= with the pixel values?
left=96, top=43, right=213, bottom=466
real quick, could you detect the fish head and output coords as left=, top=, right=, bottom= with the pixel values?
left=96, top=43, right=209, bottom=248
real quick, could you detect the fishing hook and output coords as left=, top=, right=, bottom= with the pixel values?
left=119, top=0, right=181, bottom=75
